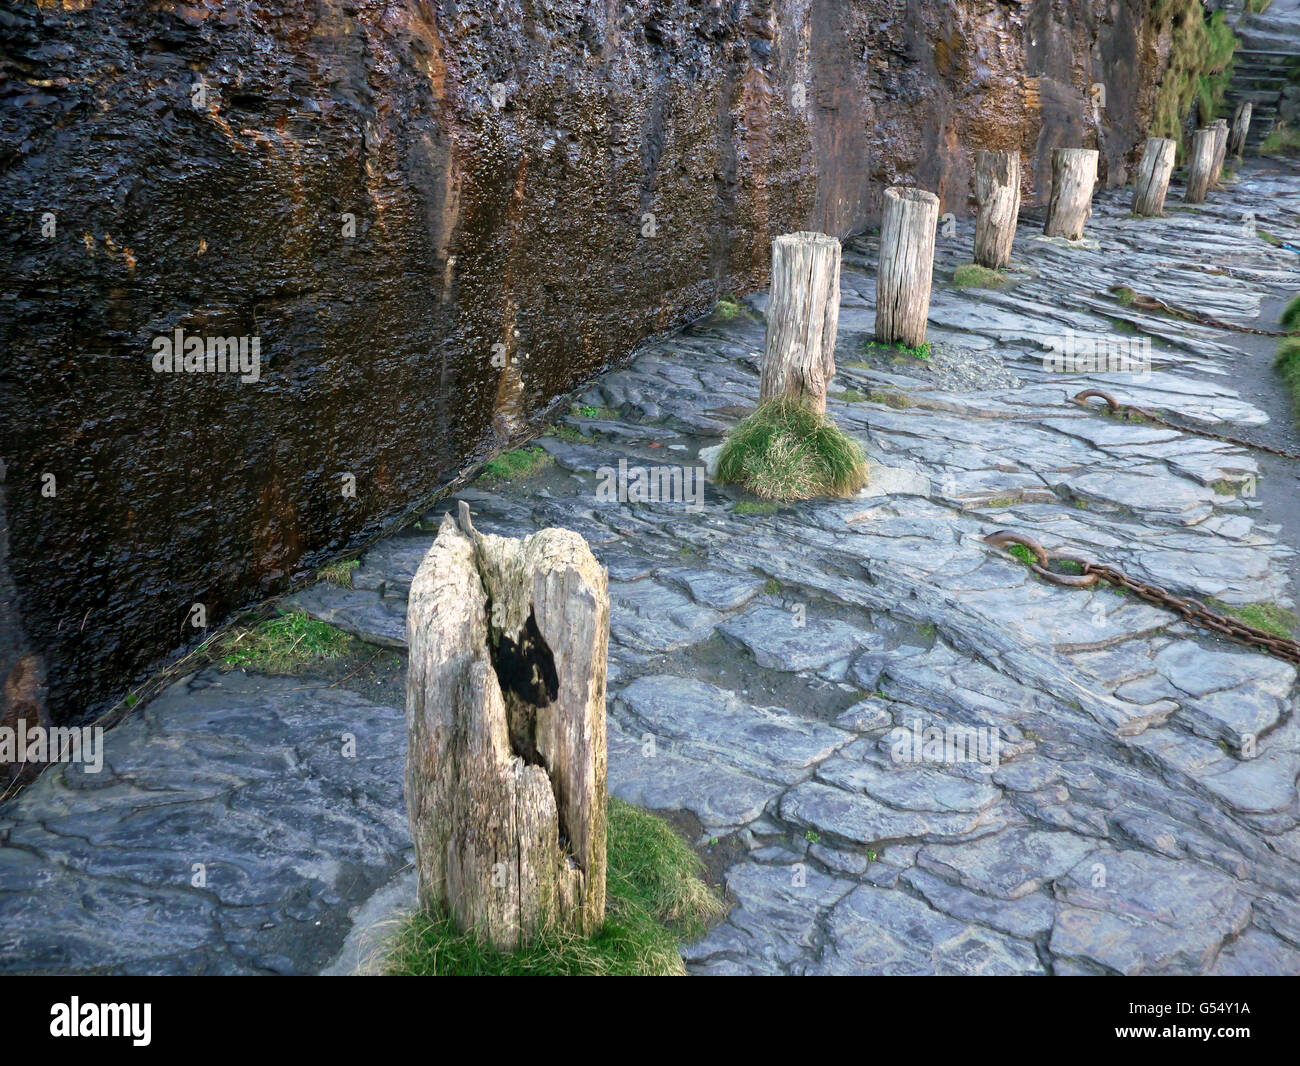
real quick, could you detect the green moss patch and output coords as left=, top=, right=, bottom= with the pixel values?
left=480, top=446, right=550, bottom=482
left=384, top=799, right=723, bottom=976
left=952, top=264, right=1008, bottom=289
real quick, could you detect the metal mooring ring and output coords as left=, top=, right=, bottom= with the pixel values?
left=1071, top=388, right=1120, bottom=414
left=983, top=529, right=1048, bottom=567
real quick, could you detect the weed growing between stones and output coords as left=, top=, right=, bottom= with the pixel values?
left=221, top=611, right=356, bottom=673
left=733, top=500, right=779, bottom=516
left=1114, top=286, right=1137, bottom=306
left=864, top=338, right=932, bottom=361
left=952, top=263, right=1008, bottom=289
left=480, top=446, right=550, bottom=482
left=547, top=422, right=587, bottom=443
left=572, top=403, right=617, bottom=420
left=318, top=559, right=359, bottom=588
left=829, top=388, right=869, bottom=402
left=713, top=295, right=744, bottom=320
left=384, top=799, right=722, bottom=976
left=716, top=397, right=868, bottom=501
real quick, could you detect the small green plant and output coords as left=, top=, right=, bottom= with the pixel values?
left=572, top=403, right=616, bottom=420
left=865, top=339, right=931, bottom=361
left=762, top=578, right=782, bottom=595
left=714, top=295, right=744, bottom=320
left=384, top=799, right=722, bottom=976
left=865, top=849, right=878, bottom=863
left=716, top=397, right=868, bottom=501
left=481, top=447, right=550, bottom=482
left=1206, top=599, right=1297, bottom=638
left=1007, top=543, right=1036, bottom=566
left=804, top=830, right=821, bottom=843
left=733, top=500, right=779, bottom=516
left=1114, top=286, right=1137, bottom=306
left=548, top=423, right=587, bottom=443
left=319, top=558, right=360, bottom=588
left=222, top=611, right=356, bottom=673
left=952, top=264, right=1008, bottom=289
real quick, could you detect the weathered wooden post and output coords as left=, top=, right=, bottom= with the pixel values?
left=1209, top=118, right=1230, bottom=185
left=406, top=501, right=609, bottom=950
left=1131, top=137, right=1177, bottom=217
left=1043, top=148, right=1099, bottom=240
left=973, top=150, right=1021, bottom=270
left=1185, top=127, right=1216, bottom=203
left=759, top=231, right=842, bottom=414
left=875, top=186, right=939, bottom=348
left=1229, top=102, right=1252, bottom=159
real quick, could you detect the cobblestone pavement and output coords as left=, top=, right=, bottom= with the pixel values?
left=3, top=163, right=1299, bottom=974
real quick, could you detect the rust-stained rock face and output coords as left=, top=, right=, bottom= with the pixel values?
left=0, top=0, right=1164, bottom=721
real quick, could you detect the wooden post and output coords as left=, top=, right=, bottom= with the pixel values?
left=875, top=186, right=939, bottom=349
left=1043, top=148, right=1098, bottom=240
left=1209, top=119, right=1230, bottom=185
left=406, top=502, right=609, bottom=950
left=973, top=150, right=1020, bottom=270
left=1229, top=102, right=1252, bottom=159
left=759, top=231, right=841, bottom=414
left=1185, top=128, right=1216, bottom=203
left=1131, top=137, right=1177, bottom=217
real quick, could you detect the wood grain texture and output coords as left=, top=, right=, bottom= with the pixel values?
left=1043, top=148, right=1098, bottom=240
left=1185, top=128, right=1215, bottom=204
left=973, top=150, right=1021, bottom=270
left=405, top=504, right=609, bottom=949
left=1229, top=102, right=1252, bottom=160
left=1131, top=138, right=1176, bottom=217
left=758, top=232, right=842, bottom=414
left=875, top=187, right=940, bottom=348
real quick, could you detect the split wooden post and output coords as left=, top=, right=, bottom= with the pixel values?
left=1209, top=118, right=1230, bottom=185
left=405, top=502, right=609, bottom=951
left=1131, top=137, right=1177, bottom=217
left=1043, top=148, right=1099, bottom=240
left=1185, top=128, right=1216, bottom=203
left=1229, top=101, right=1253, bottom=159
left=759, top=231, right=842, bottom=414
left=875, top=186, right=940, bottom=348
left=973, top=150, right=1021, bottom=270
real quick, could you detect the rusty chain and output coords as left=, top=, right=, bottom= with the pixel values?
left=984, top=530, right=1300, bottom=666
left=1070, top=388, right=1300, bottom=461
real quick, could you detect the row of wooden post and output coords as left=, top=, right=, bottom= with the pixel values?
left=873, top=101, right=1254, bottom=349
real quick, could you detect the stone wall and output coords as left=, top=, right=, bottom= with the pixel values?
left=0, top=0, right=1167, bottom=721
